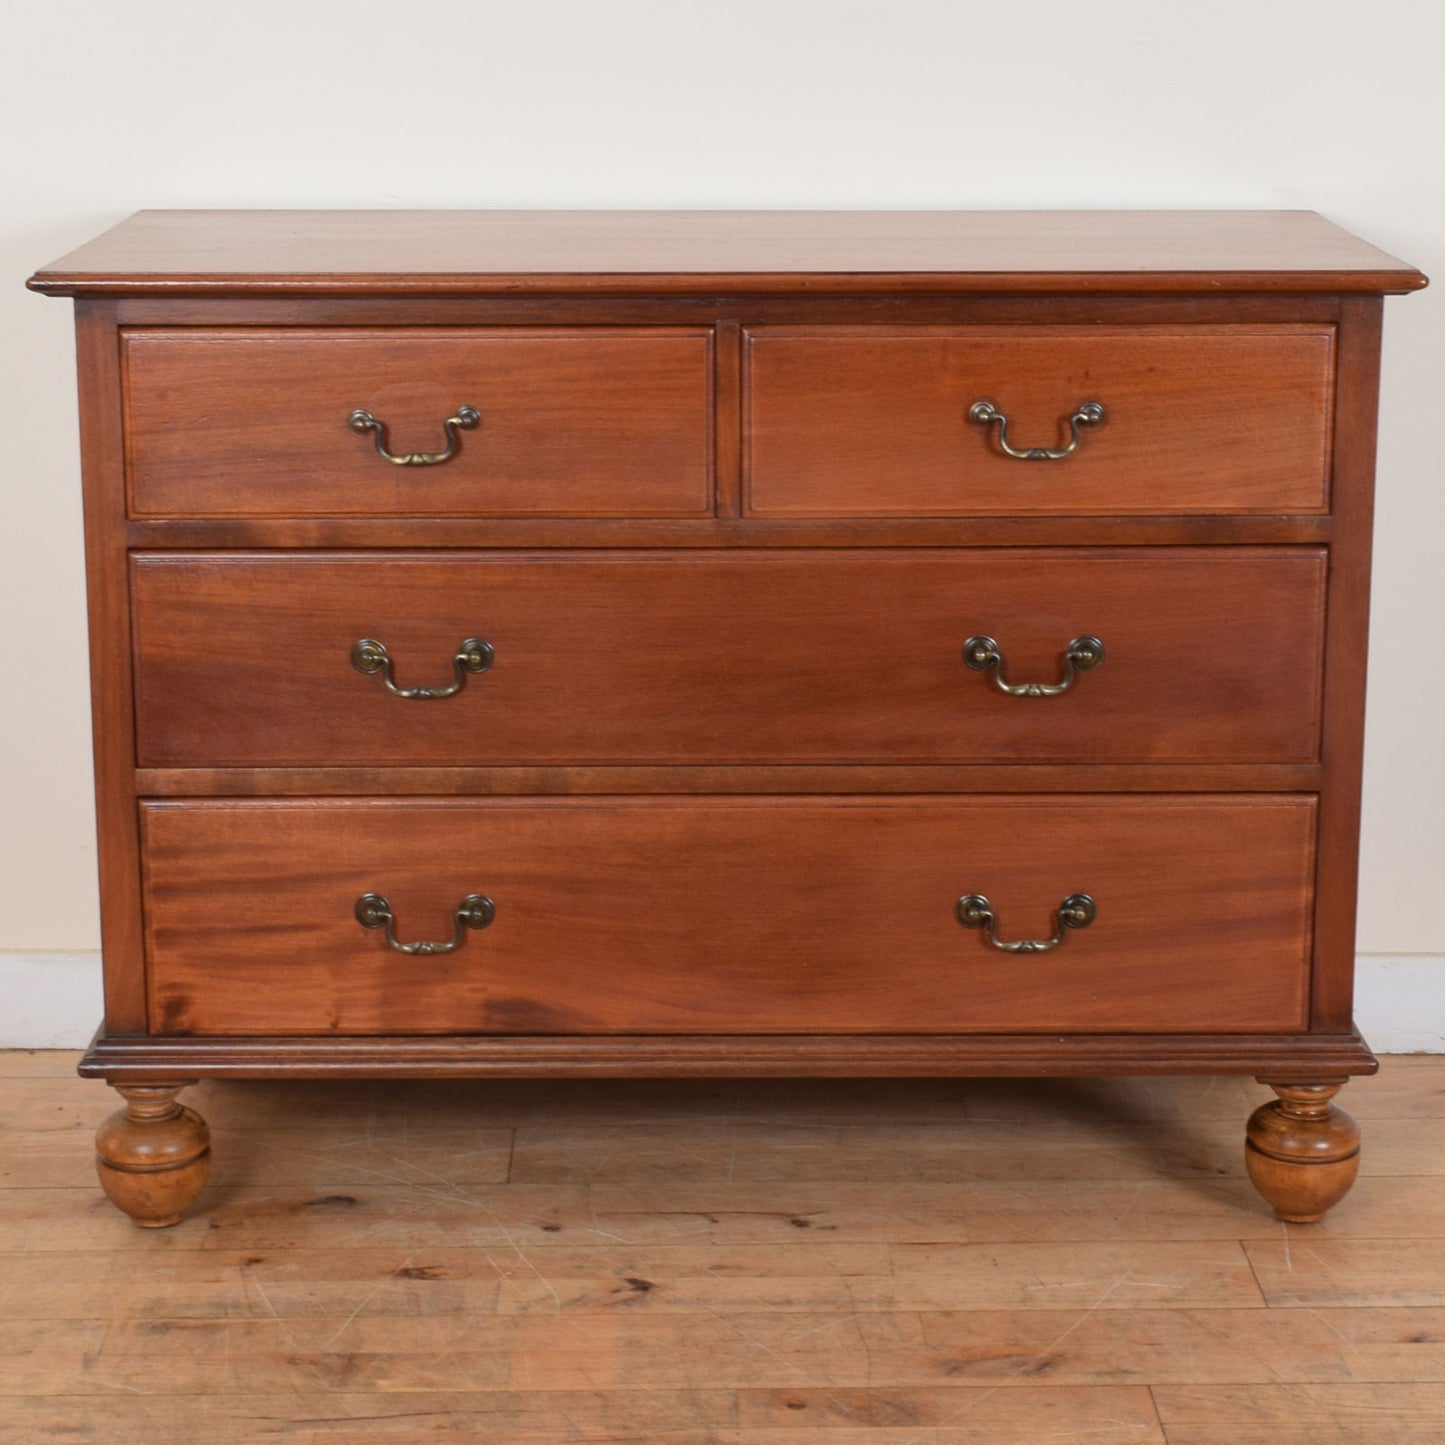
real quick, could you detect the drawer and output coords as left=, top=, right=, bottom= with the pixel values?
left=745, top=325, right=1334, bottom=515
left=121, top=328, right=713, bottom=518
left=131, top=548, right=1326, bottom=767
left=140, top=796, right=1316, bottom=1036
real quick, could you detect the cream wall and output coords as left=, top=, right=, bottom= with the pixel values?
left=1, top=1, right=1441, bottom=981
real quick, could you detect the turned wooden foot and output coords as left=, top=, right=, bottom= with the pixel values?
left=1245, top=1079, right=1360, bottom=1223
left=95, top=1083, right=211, bottom=1228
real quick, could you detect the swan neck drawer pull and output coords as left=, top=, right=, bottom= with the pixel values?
left=956, top=893, right=1096, bottom=954
left=969, top=399, right=1105, bottom=460
left=351, top=637, right=494, bottom=699
left=354, top=892, right=495, bottom=956
left=347, top=405, right=480, bottom=465
left=963, top=634, right=1105, bottom=696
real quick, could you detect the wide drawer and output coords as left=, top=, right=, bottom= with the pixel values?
left=121, top=328, right=713, bottom=518
left=131, top=548, right=1326, bottom=767
left=140, top=796, right=1316, bottom=1035
left=745, top=325, right=1334, bottom=515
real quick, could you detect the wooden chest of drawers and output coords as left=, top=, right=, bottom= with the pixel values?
left=29, top=210, right=1424, bottom=1227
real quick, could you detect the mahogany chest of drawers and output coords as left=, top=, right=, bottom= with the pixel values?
left=29, top=210, right=1424, bottom=1226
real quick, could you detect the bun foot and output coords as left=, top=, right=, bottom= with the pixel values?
left=1245, top=1079, right=1360, bottom=1223
left=95, top=1083, right=211, bottom=1228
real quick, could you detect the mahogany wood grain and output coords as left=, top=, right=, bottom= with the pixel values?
left=713, top=320, right=743, bottom=519
left=138, top=795, right=1316, bottom=1037
left=130, top=548, right=1327, bottom=768
left=746, top=326, right=1334, bottom=516
left=122, top=328, right=713, bottom=519
left=30, top=212, right=1424, bottom=1229
left=131, top=763, right=1324, bottom=796
left=108, top=292, right=1348, bottom=329
left=123, top=514, right=1337, bottom=549
left=1310, top=298, right=1382, bottom=1030
left=74, top=302, right=147, bottom=1033
left=28, top=210, right=1426, bottom=296
left=78, top=1027, right=1378, bottom=1080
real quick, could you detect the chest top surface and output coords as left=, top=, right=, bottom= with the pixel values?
left=28, top=209, right=1425, bottom=297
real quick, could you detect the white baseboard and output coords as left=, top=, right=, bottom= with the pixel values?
left=0, top=952, right=105, bottom=1048
left=1, top=951, right=1442, bottom=1053
left=1351, top=955, right=1445, bottom=1053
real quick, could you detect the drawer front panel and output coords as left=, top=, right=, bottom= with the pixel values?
left=131, top=549, right=1326, bottom=767
left=141, top=796, right=1316, bottom=1036
left=122, top=328, right=713, bottom=518
left=745, top=325, right=1334, bottom=515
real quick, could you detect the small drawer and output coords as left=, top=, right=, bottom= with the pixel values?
left=121, top=327, right=714, bottom=518
left=745, top=325, right=1334, bottom=516
left=130, top=548, right=1326, bottom=768
left=141, top=796, right=1315, bottom=1036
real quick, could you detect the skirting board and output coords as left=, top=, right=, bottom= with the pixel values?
left=1, top=951, right=1442, bottom=1053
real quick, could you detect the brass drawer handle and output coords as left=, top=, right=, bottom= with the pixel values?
left=956, top=893, right=1096, bottom=954
left=347, top=405, right=480, bottom=465
left=355, top=892, right=495, bottom=956
left=351, top=637, right=494, bottom=699
left=963, top=634, right=1105, bottom=696
left=969, top=399, right=1105, bottom=460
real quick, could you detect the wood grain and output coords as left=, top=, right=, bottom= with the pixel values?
left=500, top=1114, right=1445, bottom=1187
left=31, top=213, right=1428, bottom=1244
left=4, top=1306, right=1441, bottom=1395
left=13, top=1070, right=1335, bottom=1134
left=746, top=325, right=1334, bottom=515
left=8, top=1171, right=1443, bottom=1252
left=1246, top=1238, right=1445, bottom=1308
left=132, top=762, right=1326, bottom=797
left=137, top=795, right=1316, bottom=1036
left=123, top=328, right=713, bottom=519
left=130, top=548, right=1327, bottom=767
left=74, top=301, right=148, bottom=1034
left=93, top=1082, right=211, bottom=1228
left=77, top=1029, right=1379, bottom=1081
left=0, top=1393, right=1172, bottom=1443
left=1246, top=1080, right=1361, bottom=1223
left=1311, top=297, right=1383, bottom=1030
left=124, top=513, right=1337, bottom=549
left=1152, top=1384, right=1445, bottom=1444
left=22, top=1092, right=1444, bottom=1191
left=0, top=1241, right=1262, bottom=1319
left=489, top=1239, right=1266, bottom=1315
left=28, top=209, right=1426, bottom=296
left=105, top=292, right=1348, bottom=328
left=0, top=1121, right=515, bottom=1189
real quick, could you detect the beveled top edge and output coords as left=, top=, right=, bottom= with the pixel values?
left=28, top=209, right=1428, bottom=297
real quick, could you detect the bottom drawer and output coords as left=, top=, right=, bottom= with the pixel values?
left=139, top=796, right=1315, bottom=1036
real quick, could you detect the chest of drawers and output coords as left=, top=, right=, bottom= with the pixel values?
left=29, top=210, right=1424, bottom=1227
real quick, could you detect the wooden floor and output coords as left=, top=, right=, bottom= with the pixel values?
left=2, top=1054, right=1443, bottom=1443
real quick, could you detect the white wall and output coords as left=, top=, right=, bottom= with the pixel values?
left=2, top=1, right=1442, bottom=1030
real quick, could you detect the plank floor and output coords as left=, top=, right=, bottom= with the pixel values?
left=2, top=1052, right=1443, bottom=1443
